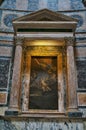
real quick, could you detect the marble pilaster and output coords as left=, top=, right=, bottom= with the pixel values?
left=66, top=37, right=78, bottom=111
left=65, top=37, right=82, bottom=117
left=5, top=37, right=23, bottom=115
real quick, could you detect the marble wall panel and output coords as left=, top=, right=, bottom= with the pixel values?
left=0, top=92, right=7, bottom=104
left=0, top=32, right=14, bottom=41
left=79, top=108, right=86, bottom=117
left=63, top=11, right=86, bottom=32
left=0, top=39, right=13, bottom=45
left=0, top=46, right=12, bottom=57
left=0, top=58, right=10, bottom=89
left=47, top=0, right=58, bottom=11
left=16, top=0, right=28, bottom=11
left=28, top=0, right=39, bottom=11
left=39, top=0, right=47, bottom=10
left=1, top=0, right=16, bottom=9
left=0, top=119, right=84, bottom=130
left=75, top=47, right=86, bottom=57
left=0, top=0, right=85, bottom=11
left=70, top=0, right=85, bottom=10
left=2, top=0, right=16, bottom=10
left=58, top=0, right=71, bottom=11
left=78, top=93, right=86, bottom=106
left=76, top=34, right=86, bottom=42
left=0, top=36, right=13, bottom=41
left=0, top=10, right=27, bottom=32
left=76, top=42, right=86, bottom=47
left=76, top=59, right=86, bottom=89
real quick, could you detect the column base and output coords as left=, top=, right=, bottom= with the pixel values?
left=5, top=109, right=20, bottom=116
left=68, top=111, right=83, bottom=117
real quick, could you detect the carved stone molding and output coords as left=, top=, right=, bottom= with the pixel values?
left=64, top=37, right=75, bottom=46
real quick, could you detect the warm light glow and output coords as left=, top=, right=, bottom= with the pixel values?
left=27, top=40, right=64, bottom=46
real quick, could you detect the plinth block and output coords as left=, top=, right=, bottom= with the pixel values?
left=68, top=111, right=82, bottom=117
left=5, top=110, right=20, bottom=116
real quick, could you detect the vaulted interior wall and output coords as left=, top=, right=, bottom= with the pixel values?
left=0, top=0, right=86, bottom=130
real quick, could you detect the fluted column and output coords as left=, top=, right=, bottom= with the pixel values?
left=5, top=37, right=23, bottom=115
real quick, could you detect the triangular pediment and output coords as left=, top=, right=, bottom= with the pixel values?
left=13, top=9, right=77, bottom=22
left=13, top=9, right=78, bottom=34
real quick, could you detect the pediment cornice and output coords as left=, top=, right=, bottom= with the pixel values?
left=13, top=9, right=78, bottom=22
left=13, top=9, right=78, bottom=34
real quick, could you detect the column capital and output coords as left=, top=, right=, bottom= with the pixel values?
left=14, top=36, right=25, bottom=46
left=64, top=37, right=75, bottom=46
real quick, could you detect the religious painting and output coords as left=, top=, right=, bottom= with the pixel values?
left=29, top=56, right=58, bottom=110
